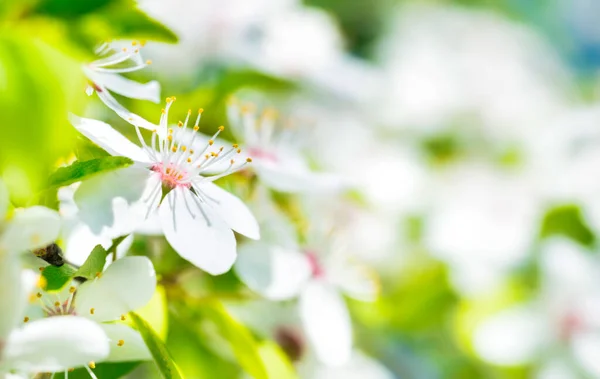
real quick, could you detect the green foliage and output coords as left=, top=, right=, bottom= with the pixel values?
left=30, top=0, right=116, bottom=18
left=201, top=301, right=269, bottom=379
left=74, top=244, right=108, bottom=279
left=41, top=264, right=77, bottom=291
left=258, top=342, right=298, bottom=379
left=130, top=312, right=184, bottom=379
left=47, top=156, right=134, bottom=188
left=53, top=361, right=141, bottom=379
left=540, top=204, right=596, bottom=247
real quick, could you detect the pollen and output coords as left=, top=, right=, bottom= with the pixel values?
left=90, top=308, right=95, bottom=315
left=69, top=286, right=76, bottom=293
left=89, top=362, right=96, bottom=369
left=198, top=108, right=204, bottom=114
left=232, top=143, right=239, bottom=148
left=177, top=121, right=183, bottom=127
left=189, top=149, right=195, bottom=154
left=120, top=314, right=126, bottom=321
left=193, top=126, right=199, bottom=131
left=132, top=41, right=138, bottom=46
left=54, top=301, right=60, bottom=307
left=146, top=59, right=152, bottom=65
left=218, top=125, right=225, bottom=131
left=23, top=316, right=29, bottom=323
left=208, top=140, right=214, bottom=146
left=187, top=158, right=192, bottom=163
left=117, top=340, right=125, bottom=347
left=167, top=135, right=173, bottom=142
left=246, top=157, right=253, bottom=163
left=171, top=146, right=177, bottom=153
left=161, top=108, right=166, bottom=114
left=181, top=146, right=187, bottom=152
left=237, top=149, right=241, bottom=153
left=187, top=109, right=192, bottom=115
left=36, top=276, right=46, bottom=290
left=36, top=292, right=42, bottom=298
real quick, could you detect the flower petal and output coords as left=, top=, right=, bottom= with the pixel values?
left=300, top=350, right=395, bottom=379
left=0, top=206, right=60, bottom=253
left=69, top=114, right=151, bottom=163
left=83, top=68, right=160, bottom=103
left=3, top=316, right=109, bottom=373
left=0, top=252, right=25, bottom=342
left=473, top=306, right=546, bottom=365
left=255, top=161, right=342, bottom=194
left=74, top=166, right=153, bottom=236
left=159, top=188, right=236, bottom=275
left=100, top=323, right=151, bottom=362
left=234, top=242, right=311, bottom=300
left=197, top=182, right=260, bottom=240
left=299, top=281, right=352, bottom=366
left=75, top=256, right=157, bottom=322
left=328, top=260, right=380, bottom=302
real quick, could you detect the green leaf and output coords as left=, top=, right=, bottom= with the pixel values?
left=41, top=264, right=77, bottom=291
left=53, top=361, right=142, bottom=379
left=30, top=0, right=116, bottom=18
left=47, top=156, right=134, bottom=188
left=258, top=342, right=298, bottom=379
left=74, top=244, right=108, bottom=280
left=540, top=204, right=596, bottom=247
left=202, top=301, right=269, bottom=379
left=130, top=312, right=184, bottom=379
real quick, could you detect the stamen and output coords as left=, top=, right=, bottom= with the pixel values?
left=90, top=308, right=95, bottom=315
left=117, top=340, right=125, bottom=347
left=23, top=316, right=29, bottom=323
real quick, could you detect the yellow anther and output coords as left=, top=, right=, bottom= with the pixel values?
left=54, top=301, right=60, bottom=307
left=246, top=157, right=253, bottom=163
left=132, top=41, right=138, bottom=46
left=198, top=108, right=204, bottom=114
left=210, top=152, right=217, bottom=157
left=232, top=143, right=239, bottom=148
left=134, top=48, right=139, bottom=53
left=177, top=121, right=183, bottom=127
left=181, top=146, right=187, bottom=152
left=218, top=125, right=225, bottom=131
left=171, top=96, right=177, bottom=101
left=146, top=59, right=152, bottom=65
left=177, top=175, right=183, bottom=180
left=166, top=168, right=172, bottom=174
left=23, top=316, right=29, bottom=323
left=31, top=234, right=40, bottom=245
left=166, top=97, right=172, bottom=103
left=237, top=149, right=241, bottom=153
left=168, top=128, right=173, bottom=134
left=172, top=146, right=177, bottom=153
left=189, top=149, right=195, bottom=154
left=205, top=154, right=209, bottom=159
left=89, top=362, right=96, bottom=369
left=230, top=159, right=234, bottom=164
left=167, top=135, right=173, bottom=142
left=95, top=272, right=102, bottom=279
left=90, top=308, right=95, bottom=315
left=117, top=340, right=125, bottom=347
left=38, top=267, right=44, bottom=272
left=186, top=157, right=191, bottom=163
left=36, top=292, right=42, bottom=298
left=28, top=294, right=36, bottom=303
left=208, top=140, right=214, bottom=146
left=122, top=47, right=128, bottom=52
left=161, top=109, right=166, bottom=114
left=120, top=314, right=126, bottom=321
left=187, top=109, right=192, bottom=115
left=219, top=147, right=224, bottom=152
left=37, top=275, right=46, bottom=289
left=69, top=286, right=76, bottom=293
left=193, top=126, right=199, bottom=132
left=140, top=40, right=147, bottom=46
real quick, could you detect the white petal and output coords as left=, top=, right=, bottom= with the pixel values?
left=572, top=332, right=600, bottom=377
left=301, top=350, right=395, bottom=379
left=0, top=253, right=25, bottom=342
left=75, top=256, right=157, bottom=322
left=255, top=161, right=342, bottom=194
left=69, top=114, right=151, bottom=163
left=84, top=69, right=160, bottom=103
left=299, top=281, right=352, bottom=366
left=197, top=182, right=260, bottom=240
left=159, top=188, right=236, bottom=275
left=329, top=261, right=380, bottom=302
left=74, top=166, right=152, bottom=236
left=234, top=242, right=311, bottom=300
left=100, top=323, right=151, bottom=362
left=3, top=316, right=109, bottom=373
left=0, top=206, right=60, bottom=253
left=473, top=306, right=546, bottom=365
left=0, top=179, right=8, bottom=219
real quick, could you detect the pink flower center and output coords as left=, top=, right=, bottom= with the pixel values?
left=248, top=147, right=278, bottom=163
left=306, top=251, right=325, bottom=278
left=559, top=311, right=584, bottom=341
left=151, top=163, right=191, bottom=188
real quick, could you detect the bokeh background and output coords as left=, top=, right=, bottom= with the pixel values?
left=4, top=0, right=600, bottom=378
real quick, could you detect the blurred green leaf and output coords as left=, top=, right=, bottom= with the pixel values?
left=202, top=301, right=269, bottom=379
left=0, top=34, right=83, bottom=205
left=74, top=244, right=107, bottom=279
left=258, top=342, right=298, bottom=379
left=53, top=361, right=141, bottom=379
left=30, top=0, right=116, bottom=18
left=130, top=312, right=184, bottom=379
left=47, top=156, right=133, bottom=188
left=41, top=264, right=77, bottom=291
left=540, top=205, right=595, bottom=247
left=137, top=284, right=169, bottom=340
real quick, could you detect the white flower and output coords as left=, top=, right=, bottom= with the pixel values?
left=22, top=255, right=157, bottom=377
left=473, top=238, right=600, bottom=377
left=84, top=41, right=160, bottom=129
left=226, top=99, right=341, bottom=193
left=234, top=227, right=378, bottom=365
left=70, top=98, right=260, bottom=275
left=0, top=181, right=110, bottom=377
